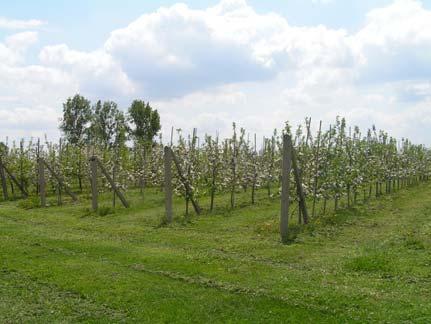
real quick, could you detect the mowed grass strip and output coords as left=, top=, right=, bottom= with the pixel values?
left=0, top=184, right=431, bottom=322
left=0, top=268, right=126, bottom=323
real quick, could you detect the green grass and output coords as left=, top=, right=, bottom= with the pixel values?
left=1, top=184, right=431, bottom=323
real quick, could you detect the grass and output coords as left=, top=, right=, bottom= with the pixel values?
left=0, top=184, right=431, bottom=323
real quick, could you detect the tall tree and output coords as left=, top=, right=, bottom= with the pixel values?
left=112, top=110, right=128, bottom=149
left=90, top=101, right=127, bottom=149
left=128, top=100, right=161, bottom=145
left=60, top=94, right=92, bottom=145
left=128, top=100, right=160, bottom=198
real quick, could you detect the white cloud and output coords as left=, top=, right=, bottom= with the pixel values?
left=6, top=31, right=39, bottom=51
left=0, top=33, right=77, bottom=139
left=39, top=44, right=135, bottom=98
left=103, top=1, right=283, bottom=97
left=353, top=0, right=431, bottom=82
left=356, top=0, right=431, bottom=46
left=4, top=31, right=39, bottom=63
left=100, top=0, right=355, bottom=98
left=1, top=0, right=431, bottom=144
left=0, top=31, right=39, bottom=66
left=0, top=42, right=17, bottom=65
left=0, top=17, right=45, bottom=30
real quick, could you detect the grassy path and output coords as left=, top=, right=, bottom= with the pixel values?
left=1, top=184, right=431, bottom=322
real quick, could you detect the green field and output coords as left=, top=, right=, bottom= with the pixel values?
left=1, top=184, right=430, bottom=323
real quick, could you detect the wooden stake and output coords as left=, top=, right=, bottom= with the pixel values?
left=169, top=147, right=201, bottom=215
left=170, top=126, right=174, bottom=146
left=38, top=158, right=46, bottom=207
left=0, top=157, right=8, bottom=200
left=311, top=121, right=322, bottom=217
left=164, top=146, right=173, bottom=223
left=58, top=138, right=62, bottom=205
left=210, top=135, right=219, bottom=211
left=290, top=138, right=309, bottom=224
left=1, top=160, right=28, bottom=198
left=41, top=158, right=77, bottom=201
left=90, top=157, right=98, bottom=211
left=251, top=133, right=257, bottom=205
left=280, top=134, right=292, bottom=243
left=94, top=157, right=129, bottom=208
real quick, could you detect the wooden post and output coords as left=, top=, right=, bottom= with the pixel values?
left=170, top=126, right=174, bottom=146
left=140, top=147, right=146, bottom=198
left=231, top=127, right=238, bottom=209
left=1, top=162, right=28, bottom=198
left=0, top=157, right=8, bottom=201
left=42, top=159, right=77, bottom=201
left=164, top=146, right=173, bottom=223
left=311, top=121, right=322, bottom=217
left=10, top=179, right=15, bottom=199
left=170, top=147, right=201, bottom=215
left=58, top=138, right=62, bottom=205
left=36, top=138, right=40, bottom=196
left=251, top=133, right=257, bottom=205
left=38, top=158, right=46, bottom=207
left=186, top=128, right=198, bottom=214
left=290, top=137, right=309, bottom=224
left=95, top=157, right=129, bottom=208
left=112, top=151, right=117, bottom=208
left=90, top=157, right=98, bottom=211
left=280, top=134, right=292, bottom=243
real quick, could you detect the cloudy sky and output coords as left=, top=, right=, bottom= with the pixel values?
left=1, top=0, right=431, bottom=143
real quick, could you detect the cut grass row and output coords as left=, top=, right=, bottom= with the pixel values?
left=1, top=184, right=430, bottom=322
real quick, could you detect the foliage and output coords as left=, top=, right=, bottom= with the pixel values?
left=1, top=109, right=431, bottom=218
left=128, top=100, right=161, bottom=145
left=89, top=100, right=127, bottom=149
left=60, top=94, right=92, bottom=146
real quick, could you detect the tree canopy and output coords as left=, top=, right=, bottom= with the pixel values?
left=128, top=100, right=161, bottom=145
left=90, top=100, right=127, bottom=149
left=60, top=95, right=160, bottom=147
left=60, top=94, right=92, bottom=146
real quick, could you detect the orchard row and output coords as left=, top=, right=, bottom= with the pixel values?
left=0, top=117, right=429, bottom=219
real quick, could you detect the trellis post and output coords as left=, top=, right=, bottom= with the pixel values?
left=41, top=158, right=77, bottom=202
left=95, top=157, right=129, bottom=208
left=0, top=157, right=8, bottom=201
left=170, top=147, right=201, bottom=215
left=38, top=158, right=46, bottom=207
left=280, top=134, right=292, bottom=243
left=90, top=157, right=98, bottom=211
left=164, top=146, right=173, bottom=223
left=291, top=138, right=309, bottom=224
left=311, top=120, right=322, bottom=218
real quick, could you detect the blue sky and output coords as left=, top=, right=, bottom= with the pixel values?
left=1, top=0, right=431, bottom=143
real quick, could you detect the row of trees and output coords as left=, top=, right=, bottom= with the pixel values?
left=55, top=94, right=162, bottom=194
left=1, top=104, right=430, bottom=220
left=169, top=118, right=431, bottom=217
left=60, top=94, right=161, bottom=149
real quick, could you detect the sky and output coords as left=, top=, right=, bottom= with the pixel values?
left=1, top=0, right=431, bottom=144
